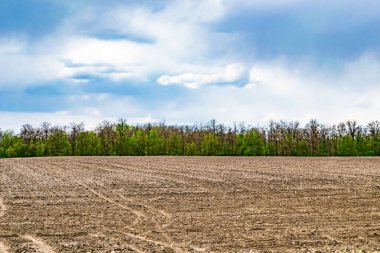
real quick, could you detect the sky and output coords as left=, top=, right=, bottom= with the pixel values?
left=1, top=0, right=380, bottom=130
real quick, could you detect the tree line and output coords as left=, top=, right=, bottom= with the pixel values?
left=0, top=119, right=380, bottom=158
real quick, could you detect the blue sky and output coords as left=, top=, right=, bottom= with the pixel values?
left=1, top=0, right=380, bottom=130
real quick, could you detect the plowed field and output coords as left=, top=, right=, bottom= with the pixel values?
left=0, top=157, right=380, bottom=252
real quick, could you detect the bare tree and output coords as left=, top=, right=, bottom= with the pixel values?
left=368, top=121, right=380, bottom=140
left=40, top=122, right=51, bottom=155
left=306, top=119, right=320, bottom=156
left=346, top=120, right=359, bottom=139
left=96, top=120, right=115, bottom=155
left=69, top=122, right=85, bottom=155
left=20, top=124, right=35, bottom=144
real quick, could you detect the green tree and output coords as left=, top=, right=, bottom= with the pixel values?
left=242, top=129, right=265, bottom=156
left=75, top=131, right=101, bottom=156
left=47, top=129, right=71, bottom=156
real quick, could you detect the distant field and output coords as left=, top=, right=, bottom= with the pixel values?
left=0, top=157, right=379, bottom=252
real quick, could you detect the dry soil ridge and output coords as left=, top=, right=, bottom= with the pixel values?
left=21, top=235, right=56, bottom=253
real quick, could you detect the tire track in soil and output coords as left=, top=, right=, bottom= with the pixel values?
left=21, top=235, right=56, bottom=253
left=58, top=162, right=182, bottom=242
left=0, top=242, right=9, bottom=253
left=124, top=243, right=147, bottom=253
left=116, top=193, right=172, bottom=220
left=70, top=161, right=173, bottom=220
left=321, top=233, right=345, bottom=245
left=103, top=227, right=175, bottom=250
left=0, top=198, right=6, bottom=218
left=50, top=167, right=146, bottom=225
left=77, top=181, right=147, bottom=226
left=49, top=162, right=188, bottom=253
left=93, top=188, right=185, bottom=252
left=49, top=161, right=174, bottom=222
left=78, top=179, right=183, bottom=251
left=93, top=187, right=185, bottom=253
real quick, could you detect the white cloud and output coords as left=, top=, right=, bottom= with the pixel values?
left=0, top=52, right=64, bottom=86
left=157, top=63, right=246, bottom=88
left=0, top=37, right=27, bottom=54
left=0, top=35, right=66, bottom=87
left=60, top=61, right=132, bottom=82
left=229, top=0, right=301, bottom=8
left=61, top=37, right=148, bottom=66
left=247, top=62, right=308, bottom=94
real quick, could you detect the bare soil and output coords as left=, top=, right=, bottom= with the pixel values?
left=0, top=157, right=380, bottom=253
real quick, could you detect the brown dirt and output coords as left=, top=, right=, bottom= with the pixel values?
left=0, top=157, right=380, bottom=253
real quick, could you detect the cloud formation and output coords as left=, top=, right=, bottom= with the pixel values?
left=157, top=64, right=246, bottom=88
left=0, top=0, right=380, bottom=130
